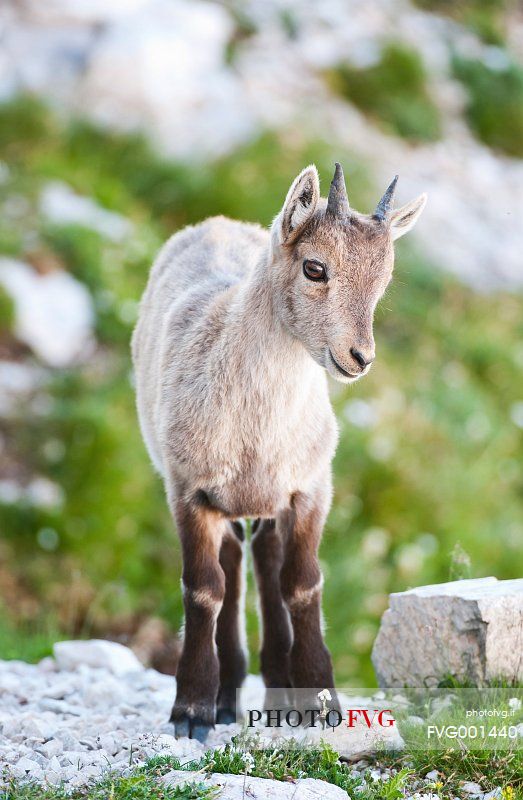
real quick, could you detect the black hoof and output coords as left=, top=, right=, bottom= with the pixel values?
left=171, top=712, right=214, bottom=741
left=191, top=720, right=213, bottom=742
left=173, top=716, right=190, bottom=739
left=216, top=708, right=236, bottom=724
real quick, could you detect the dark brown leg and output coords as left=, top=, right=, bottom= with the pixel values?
left=251, top=518, right=292, bottom=690
left=215, top=521, right=247, bottom=724
left=279, top=492, right=335, bottom=691
left=170, top=496, right=226, bottom=741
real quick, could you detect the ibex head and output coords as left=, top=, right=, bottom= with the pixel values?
left=271, top=163, right=426, bottom=383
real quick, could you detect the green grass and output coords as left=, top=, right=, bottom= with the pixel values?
left=0, top=745, right=421, bottom=800
left=413, top=0, right=510, bottom=45
left=0, top=96, right=522, bottom=688
left=453, top=54, right=523, bottom=158
left=1, top=766, right=218, bottom=800
left=0, top=284, right=14, bottom=333
left=401, top=746, right=523, bottom=797
left=155, top=736, right=523, bottom=799
left=327, top=43, right=441, bottom=142
left=2, top=733, right=523, bottom=799
left=0, top=611, right=60, bottom=662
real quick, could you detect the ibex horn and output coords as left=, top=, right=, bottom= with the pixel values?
left=326, top=162, right=350, bottom=219
left=373, top=175, right=398, bottom=222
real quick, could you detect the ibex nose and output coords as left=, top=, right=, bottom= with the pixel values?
left=350, top=347, right=374, bottom=370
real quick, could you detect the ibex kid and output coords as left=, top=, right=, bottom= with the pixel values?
left=132, top=163, right=426, bottom=740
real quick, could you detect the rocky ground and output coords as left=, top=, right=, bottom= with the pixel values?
left=0, top=640, right=233, bottom=789
left=1, top=639, right=518, bottom=798
left=0, top=639, right=396, bottom=797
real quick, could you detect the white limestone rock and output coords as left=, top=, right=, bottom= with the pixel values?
left=12, top=757, right=43, bottom=781
left=372, top=577, right=523, bottom=687
left=40, top=181, right=133, bottom=242
left=35, top=739, right=63, bottom=759
left=163, top=769, right=349, bottom=799
left=53, top=640, right=143, bottom=676
left=0, top=258, right=95, bottom=367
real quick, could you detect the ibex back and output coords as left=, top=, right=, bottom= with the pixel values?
left=132, top=163, right=426, bottom=740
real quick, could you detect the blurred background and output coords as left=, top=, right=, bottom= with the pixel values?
left=0, top=0, right=522, bottom=686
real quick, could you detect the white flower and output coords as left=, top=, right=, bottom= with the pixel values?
left=243, top=752, right=255, bottom=774
left=317, top=689, right=332, bottom=702
left=508, top=697, right=522, bottom=712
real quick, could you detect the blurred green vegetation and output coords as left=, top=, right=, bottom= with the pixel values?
left=413, top=0, right=511, bottom=45
left=453, top=54, right=523, bottom=158
left=326, top=43, right=441, bottom=143
left=0, top=284, right=14, bottom=332
left=0, top=96, right=522, bottom=687
left=0, top=612, right=61, bottom=663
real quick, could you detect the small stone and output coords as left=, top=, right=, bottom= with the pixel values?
left=461, top=781, right=484, bottom=796
left=21, top=717, right=56, bottom=740
left=48, top=755, right=62, bottom=772
left=2, top=718, right=22, bottom=737
left=98, top=734, right=120, bottom=757
left=38, top=657, right=57, bottom=673
left=45, top=770, right=64, bottom=786
left=484, top=789, right=502, bottom=800
left=78, top=736, right=97, bottom=750
left=54, top=640, right=143, bottom=676
left=154, top=733, right=177, bottom=750
left=41, top=681, right=74, bottom=700
left=36, top=738, right=63, bottom=759
left=83, top=677, right=126, bottom=707
left=39, top=698, right=82, bottom=715
left=30, top=751, right=49, bottom=768
left=426, top=770, right=440, bottom=781
left=12, top=756, right=43, bottom=779
left=10, top=734, right=27, bottom=744
left=61, top=750, right=93, bottom=768
left=120, top=701, right=141, bottom=714
left=53, top=729, right=80, bottom=750
left=0, top=674, right=21, bottom=694
left=406, top=795, right=441, bottom=800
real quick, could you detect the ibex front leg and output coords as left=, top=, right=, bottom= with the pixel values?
left=280, top=489, right=335, bottom=691
left=170, top=497, right=225, bottom=741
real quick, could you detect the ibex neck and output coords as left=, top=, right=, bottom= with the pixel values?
left=227, top=256, right=315, bottom=385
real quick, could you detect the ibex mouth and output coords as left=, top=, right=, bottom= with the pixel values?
left=328, top=350, right=359, bottom=379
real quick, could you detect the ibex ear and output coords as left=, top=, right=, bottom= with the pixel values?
left=278, top=165, right=320, bottom=243
left=390, top=193, right=427, bottom=241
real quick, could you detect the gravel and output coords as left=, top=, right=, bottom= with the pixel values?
left=0, top=641, right=506, bottom=799
left=0, top=641, right=238, bottom=788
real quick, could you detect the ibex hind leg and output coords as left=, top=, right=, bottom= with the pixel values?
left=251, top=518, right=294, bottom=711
left=215, top=520, right=247, bottom=724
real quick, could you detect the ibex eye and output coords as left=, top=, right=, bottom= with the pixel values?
left=303, top=259, right=327, bottom=282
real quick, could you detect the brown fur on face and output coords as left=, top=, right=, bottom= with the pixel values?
left=274, top=206, right=394, bottom=380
